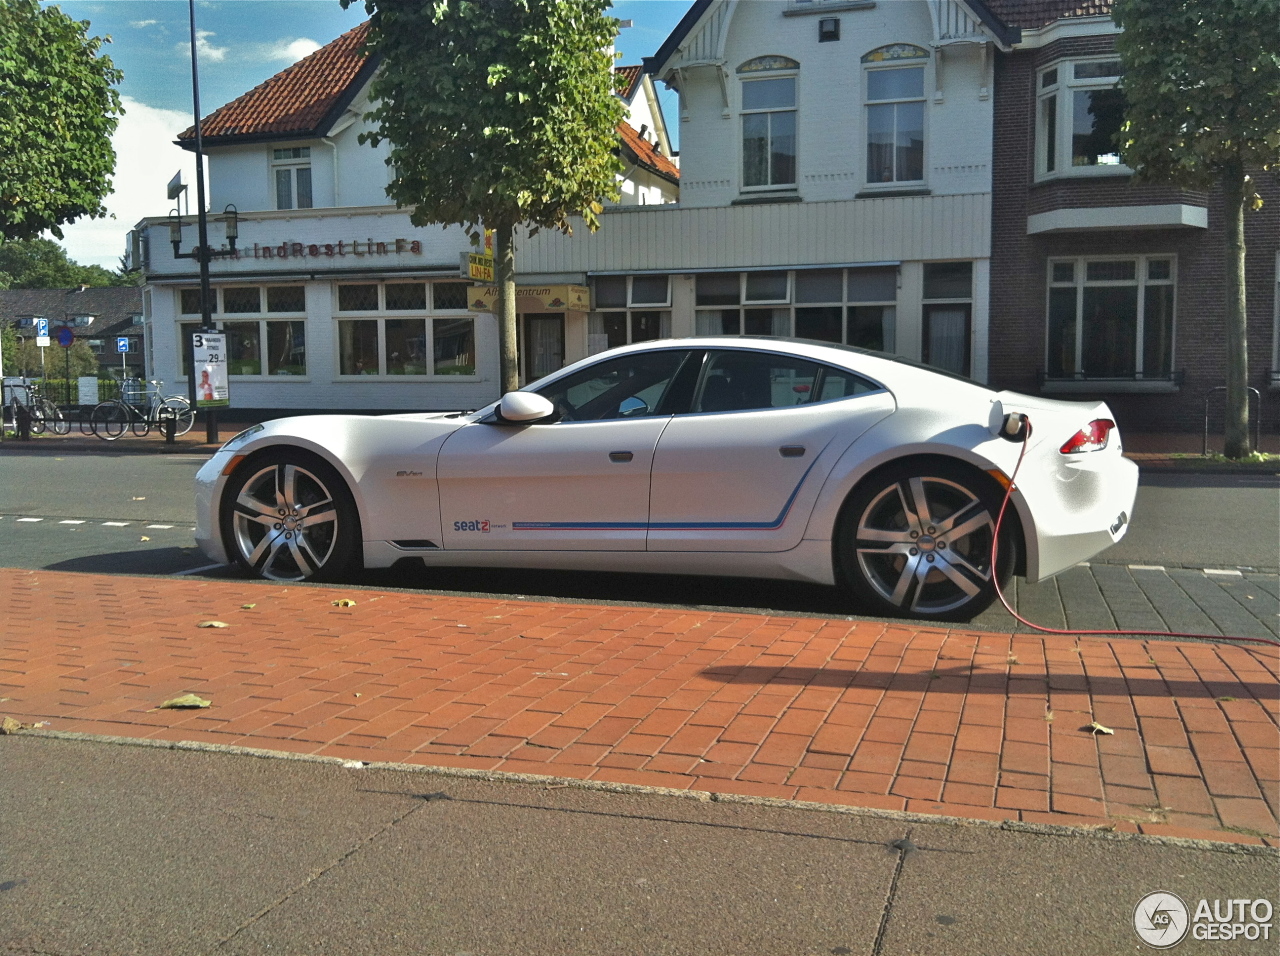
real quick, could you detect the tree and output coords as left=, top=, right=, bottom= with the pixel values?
left=0, top=0, right=123, bottom=242
left=0, top=238, right=131, bottom=290
left=4, top=335, right=97, bottom=379
left=1113, top=0, right=1280, bottom=458
left=343, top=0, right=625, bottom=392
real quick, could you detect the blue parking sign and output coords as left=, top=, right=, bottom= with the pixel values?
left=117, top=337, right=130, bottom=353
left=35, top=318, right=49, bottom=338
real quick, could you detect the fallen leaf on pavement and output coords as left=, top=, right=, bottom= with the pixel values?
left=332, top=599, right=356, bottom=607
left=240, top=604, right=256, bottom=610
left=1085, top=721, right=1114, bottom=735
left=158, top=694, right=211, bottom=710
left=197, top=621, right=229, bottom=628
left=1, top=716, right=33, bottom=734
left=132, top=496, right=146, bottom=501
left=140, top=536, right=150, bottom=541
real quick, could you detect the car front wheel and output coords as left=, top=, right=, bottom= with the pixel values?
left=837, top=460, right=1016, bottom=622
left=221, top=450, right=360, bottom=582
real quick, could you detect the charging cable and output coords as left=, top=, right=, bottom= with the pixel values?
left=990, top=415, right=1280, bottom=648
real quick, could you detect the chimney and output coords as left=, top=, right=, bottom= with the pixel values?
left=639, top=124, right=649, bottom=143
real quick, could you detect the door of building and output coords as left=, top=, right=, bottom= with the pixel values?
left=523, top=313, right=565, bottom=383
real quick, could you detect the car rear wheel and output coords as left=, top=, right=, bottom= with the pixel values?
left=837, top=460, right=1016, bottom=622
left=221, top=450, right=360, bottom=582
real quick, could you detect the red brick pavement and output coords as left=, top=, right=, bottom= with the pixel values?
left=1, top=568, right=1276, bottom=846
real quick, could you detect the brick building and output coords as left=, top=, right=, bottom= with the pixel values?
left=984, top=0, right=1279, bottom=435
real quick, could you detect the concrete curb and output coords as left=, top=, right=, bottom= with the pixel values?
left=19, top=728, right=1277, bottom=858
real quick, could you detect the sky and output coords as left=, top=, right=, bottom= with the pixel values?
left=43, top=0, right=694, bottom=269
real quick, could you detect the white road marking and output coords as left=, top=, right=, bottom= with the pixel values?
left=16, top=517, right=42, bottom=523
left=1128, top=564, right=1165, bottom=571
left=59, top=520, right=86, bottom=525
left=102, top=521, right=130, bottom=527
left=145, top=524, right=175, bottom=529
left=173, top=563, right=223, bottom=576
left=1203, top=568, right=1244, bottom=578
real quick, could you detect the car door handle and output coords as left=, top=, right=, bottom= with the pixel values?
left=609, top=451, right=634, bottom=463
left=779, top=445, right=806, bottom=458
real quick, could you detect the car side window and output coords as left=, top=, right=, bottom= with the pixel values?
left=692, top=351, right=879, bottom=413
left=536, top=350, right=690, bottom=422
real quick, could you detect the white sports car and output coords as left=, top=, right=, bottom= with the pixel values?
left=194, top=338, right=1138, bottom=622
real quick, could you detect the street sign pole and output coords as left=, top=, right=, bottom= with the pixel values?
left=188, top=0, right=217, bottom=444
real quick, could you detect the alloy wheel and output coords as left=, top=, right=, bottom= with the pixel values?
left=231, top=463, right=339, bottom=581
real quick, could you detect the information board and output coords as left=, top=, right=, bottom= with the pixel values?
left=191, top=332, right=230, bottom=407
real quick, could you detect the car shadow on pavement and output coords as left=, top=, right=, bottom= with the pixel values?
left=45, top=547, right=208, bottom=577
left=699, top=664, right=1280, bottom=700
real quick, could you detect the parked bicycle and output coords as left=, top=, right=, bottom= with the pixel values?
left=89, top=379, right=195, bottom=440
left=5, top=379, right=70, bottom=436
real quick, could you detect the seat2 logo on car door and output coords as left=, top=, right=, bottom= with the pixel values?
left=453, top=519, right=491, bottom=533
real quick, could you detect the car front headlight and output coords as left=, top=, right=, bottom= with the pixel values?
left=220, top=423, right=264, bottom=451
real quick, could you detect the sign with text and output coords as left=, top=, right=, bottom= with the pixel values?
left=35, top=317, right=50, bottom=348
left=191, top=332, right=230, bottom=407
left=466, top=252, right=495, bottom=283
left=468, top=284, right=590, bottom=314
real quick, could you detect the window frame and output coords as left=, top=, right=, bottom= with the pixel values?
left=1044, top=254, right=1177, bottom=382
left=738, top=60, right=799, bottom=193
left=686, top=347, right=884, bottom=416
left=271, top=146, right=314, bottom=210
left=589, top=275, right=673, bottom=354
left=862, top=45, right=929, bottom=189
left=176, top=284, right=309, bottom=379
left=1035, top=57, right=1130, bottom=181
left=333, top=280, right=478, bottom=380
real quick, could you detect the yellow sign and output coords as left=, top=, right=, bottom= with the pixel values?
left=468, top=284, right=590, bottom=314
left=467, top=253, right=494, bottom=283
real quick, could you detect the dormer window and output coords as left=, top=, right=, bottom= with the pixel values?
left=738, top=56, right=799, bottom=190
left=272, top=147, right=312, bottom=210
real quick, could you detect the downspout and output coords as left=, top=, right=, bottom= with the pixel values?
left=322, top=137, right=339, bottom=207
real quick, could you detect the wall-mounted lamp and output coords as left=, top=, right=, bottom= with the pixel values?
left=170, top=204, right=238, bottom=260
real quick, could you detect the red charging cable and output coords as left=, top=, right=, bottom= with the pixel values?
left=990, top=416, right=1280, bottom=648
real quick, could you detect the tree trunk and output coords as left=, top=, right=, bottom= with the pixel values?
left=1222, top=160, right=1251, bottom=459
left=495, top=223, right=519, bottom=394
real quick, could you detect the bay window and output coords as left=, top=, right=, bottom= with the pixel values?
left=1037, top=59, right=1127, bottom=179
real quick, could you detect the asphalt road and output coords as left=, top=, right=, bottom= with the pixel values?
left=0, top=449, right=1275, bottom=637
left=2, top=735, right=1275, bottom=956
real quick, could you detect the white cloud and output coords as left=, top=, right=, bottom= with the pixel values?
left=51, top=97, right=198, bottom=270
left=177, top=30, right=228, bottom=64
left=266, top=38, right=322, bottom=62
left=131, top=19, right=158, bottom=28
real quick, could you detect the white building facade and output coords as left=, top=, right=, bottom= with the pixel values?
left=135, top=1, right=1014, bottom=412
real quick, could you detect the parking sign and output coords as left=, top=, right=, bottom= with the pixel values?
left=35, top=317, right=50, bottom=348
left=117, top=337, right=130, bottom=353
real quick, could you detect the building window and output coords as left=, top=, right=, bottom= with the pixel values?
left=335, top=280, right=474, bottom=377
left=177, top=284, right=308, bottom=376
left=922, top=262, right=972, bottom=377
left=272, top=147, right=313, bottom=210
left=738, top=56, right=799, bottom=190
left=863, top=45, right=927, bottom=185
left=1037, top=59, right=1126, bottom=179
left=1046, top=256, right=1175, bottom=380
left=589, top=275, right=672, bottom=353
left=693, top=267, right=899, bottom=349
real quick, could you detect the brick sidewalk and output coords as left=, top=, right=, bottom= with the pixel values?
left=2, top=568, right=1276, bottom=846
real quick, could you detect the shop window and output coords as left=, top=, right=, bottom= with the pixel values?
left=1046, top=255, right=1175, bottom=380
left=863, top=45, right=927, bottom=186
left=589, top=275, right=672, bottom=353
left=273, top=147, right=313, bottom=210
left=922, top=262, right=972, bottom=377
left=1037, top=59, right=1127, bottom=179
left=175, top=283, right=307, bottom=377
left=738, top=56, right=799, bottom=190
left=335, top=281, right=476, bottom=377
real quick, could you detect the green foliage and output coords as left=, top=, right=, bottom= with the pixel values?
left=0, top=0, right=124, bottom=241
left=345, top=0, right=625, bottom=236
left=0, top=238, right=131, bottom=289
left=1114, top=0, right=1280, bottom=205
left=4, top=336, right=98, bottom=378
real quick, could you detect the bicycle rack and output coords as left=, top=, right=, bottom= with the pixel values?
left=1203, top=385, right=1262, bottom=456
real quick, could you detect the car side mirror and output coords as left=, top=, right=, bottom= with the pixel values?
left=495, top=391, right=556, bottom=424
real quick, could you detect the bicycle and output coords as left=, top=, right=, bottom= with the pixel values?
left=89, top=379, right=195, bottom=441
left=5, top=380, right=70, bottom=436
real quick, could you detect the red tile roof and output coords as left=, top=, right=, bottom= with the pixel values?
left=179, top=22, right=373, bottom=144
left=614, top=64, right=643, bottom=99
left=982, top=0, right=1114, bottom=30
left=617, top=121, right=678, bottom=184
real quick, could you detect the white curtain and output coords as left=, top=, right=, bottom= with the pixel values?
left=927, top=308, right=967, bottom=375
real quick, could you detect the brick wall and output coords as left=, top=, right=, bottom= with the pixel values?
left=990, top=38, right=1280, bottom=435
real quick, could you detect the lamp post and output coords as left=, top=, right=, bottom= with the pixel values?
left=168, top=0, right=239, bottom=444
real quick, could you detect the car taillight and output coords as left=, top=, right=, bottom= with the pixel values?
left=1060, top=419, right=1115, bottom=454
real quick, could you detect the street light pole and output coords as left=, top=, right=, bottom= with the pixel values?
left=188, top=0, right=216, bottom=444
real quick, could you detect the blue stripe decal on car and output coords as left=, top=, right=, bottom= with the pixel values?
left=512, top=452, right=825, bottom=532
